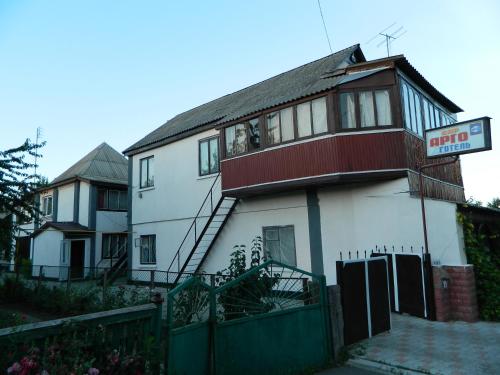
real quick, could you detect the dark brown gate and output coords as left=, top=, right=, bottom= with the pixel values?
left=395, top=254, right=426, bottom=318
left=336, top=257, right=391, bottom=345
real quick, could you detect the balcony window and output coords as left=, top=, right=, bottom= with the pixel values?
left=297, top=102, right=312, bottom=137
left=341, top=90, right=392, bottom=130
left=312, top=97, right=328, bottom=134
left=248, top=118, right=261, bottom=150
left=225, top=123, right=248, bottom=157
left=340, top=92, right=357, bottom=129
left=98, top=189, right=127, bottom=210
left=140, top=156, right=154, bottom=188
left=199, top=136, right=219, bottom=176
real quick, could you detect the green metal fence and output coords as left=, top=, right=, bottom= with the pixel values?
left=165, top=260, right=332, bottom=375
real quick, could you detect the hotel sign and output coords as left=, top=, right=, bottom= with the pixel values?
left=425, top=117, right=492, bottom=158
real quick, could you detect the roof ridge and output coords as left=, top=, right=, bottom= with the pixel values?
left=164, top=44, right=360, bottom=125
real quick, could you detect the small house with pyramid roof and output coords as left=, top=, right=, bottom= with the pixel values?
left=15, top=143, right=129, bottom=280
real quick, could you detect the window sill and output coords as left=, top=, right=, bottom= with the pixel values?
left=137, top=264, right=157, bottom=270
left=138, top=186, right=155, bottom=193
left=197, top=173, right=219, bottom=181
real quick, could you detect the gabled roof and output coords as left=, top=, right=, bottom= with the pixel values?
left=124, top=45, right=463, bottom=156
left=50, top=143, right=128, bottom=187
left=32, top=222, right=90, bottom=238
left=124, top=44, right=365, bottom=155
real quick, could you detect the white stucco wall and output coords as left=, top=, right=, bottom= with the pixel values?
left=131, top=128, right=220, bottom=269
left=319, top=178, right=466, bottom=284
left=201, top=191, right=311, bottom=274
left=31, top=230, right=64, bottom=276
left=79, top=181, right=90, bottom=226
left=57, top=183, right=74, bottom=222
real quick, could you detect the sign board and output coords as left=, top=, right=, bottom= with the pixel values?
left=425, top=117, right=492, bottom=158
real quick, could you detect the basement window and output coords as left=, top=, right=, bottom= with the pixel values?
left=263, top=225, right=296, bottom=266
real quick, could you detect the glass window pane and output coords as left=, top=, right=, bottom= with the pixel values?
left=147, top=158, right=154, bottom=187
left=209, top=138, right=219, bottom=173
left=119, top=191, right=127, bottom=210
left=408, top=87, right=417, bottom=133
left=140, top=159, right=148, bottom=188
left=297, top=102, right=312, bottom=137
left=340, top=93, right=356, bottom=129
left=359, top=91, right=375, bottom=127
left=423, top=99, right=430, bottom=130
left=402, top=83, right=412, bottom=130
left=109, top=190, right=119, bottom=210
left=266, top=112, right=281, bottom=144
left=280, top=107, right=294, bottom=142
left=434, top=108, right=441, bottom=127
left=47, top=197, right=52, bottom=215
left=151, top=236, right=156, bottom=263
left=102, top=235, right=110, bottom=258
left=199, top=140, right=209, bottom=175
left=375, top=90, right=392, bottom=126
left=414, top=92, right=423, bottom=136
left=235, top=123, right=247, bottom=154
left=248, top=118, right=260, bottom=150
left=312, top=97, right=327, bottom=134
left=278, top=226, right=296, bottom=266
left=225, top=126, right=236, bottom=157
left=98, top=189, right=107, bottom=209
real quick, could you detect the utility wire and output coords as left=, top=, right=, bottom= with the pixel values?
left=317, top=0, right=333, bottom=53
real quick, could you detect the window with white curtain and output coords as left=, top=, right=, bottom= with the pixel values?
left=263, top=226, right=296, bottom=266
left=340, top=92, right=357, bottom=129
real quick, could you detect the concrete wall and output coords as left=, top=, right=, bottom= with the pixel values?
left=31, top=230, right=64, bottom=276
left=57, top=183, right=74, bottom=222
left=202, top=191, right=311, bottom=274
left=131, top=128, right=220, bottom=270
left=319, top=178, right=466, bottom=284
left=79, top=181, right=90, bottom=226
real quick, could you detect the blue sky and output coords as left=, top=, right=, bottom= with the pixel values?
left=1, top=0, right=499, bottom=203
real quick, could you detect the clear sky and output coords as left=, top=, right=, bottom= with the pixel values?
left=1, top=0, right=499, bottom=203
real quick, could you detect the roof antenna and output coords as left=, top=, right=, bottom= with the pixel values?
left=366, top=23, right=407, bottom=57
left=317, top=0, right=333, bottom=53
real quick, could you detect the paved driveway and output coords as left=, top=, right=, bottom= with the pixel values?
left=352, top=314, right=500, bottom=375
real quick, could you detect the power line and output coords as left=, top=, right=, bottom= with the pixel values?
left=317, top=0, right=333, bottom=53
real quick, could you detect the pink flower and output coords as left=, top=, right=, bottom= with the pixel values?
left=88, top=368, right=100, bottom=375
left=7, top=362, right=22, bottom=374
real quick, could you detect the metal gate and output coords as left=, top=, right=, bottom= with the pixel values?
left=336, top=257, right=391, bottom=345
left=371, top=251, right=434, bottom=319
left=165, top=260, right=332, bottom=375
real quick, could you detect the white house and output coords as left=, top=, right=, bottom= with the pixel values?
left=124, top=45, right=469, bottom=285
left=14, top=143, right=128, bottom=280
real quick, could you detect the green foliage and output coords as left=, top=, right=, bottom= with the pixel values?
left=487, top=197, right=500, bottom=209
left=215, top=236, right=280, bottom=320
left=1, top=325, right=157, bottom=374
left=457, top=211, right=500, bottom=321
left=0, top=311, right=27, bottom=329
left=0, top=278, right=149, bottom=318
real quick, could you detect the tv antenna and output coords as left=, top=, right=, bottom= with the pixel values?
left=366, top=23, right=407, bottom=57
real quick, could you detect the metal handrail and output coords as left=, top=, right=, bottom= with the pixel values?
left=167, top=173, right=222, bottom=273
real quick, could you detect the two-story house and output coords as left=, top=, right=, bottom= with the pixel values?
left=15, top=142, right=128, bottom=279
left=124, top=44, right=468, bottom=285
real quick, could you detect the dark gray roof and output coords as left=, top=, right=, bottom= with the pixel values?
left=51, top=143, right=128, bottom=186
left=32, top=222, right=90, bottom=237
left=124, top=44, right=364, bottom=155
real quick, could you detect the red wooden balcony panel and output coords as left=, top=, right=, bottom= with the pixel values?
left=221, top=132, right=408, bottom=191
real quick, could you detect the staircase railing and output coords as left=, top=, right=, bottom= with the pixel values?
left=167, top=173, right=222, bottom=275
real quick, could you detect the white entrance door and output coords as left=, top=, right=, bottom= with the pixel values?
left=59, top=239, right=71, bottom=280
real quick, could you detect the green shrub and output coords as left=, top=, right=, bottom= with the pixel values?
left=458, top=211, right=500, bottom=321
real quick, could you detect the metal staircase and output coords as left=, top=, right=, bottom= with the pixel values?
left=167, top=173, right=238, bottom=286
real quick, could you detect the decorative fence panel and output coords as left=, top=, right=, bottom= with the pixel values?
left=165, top=261, right=333, bottom=375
